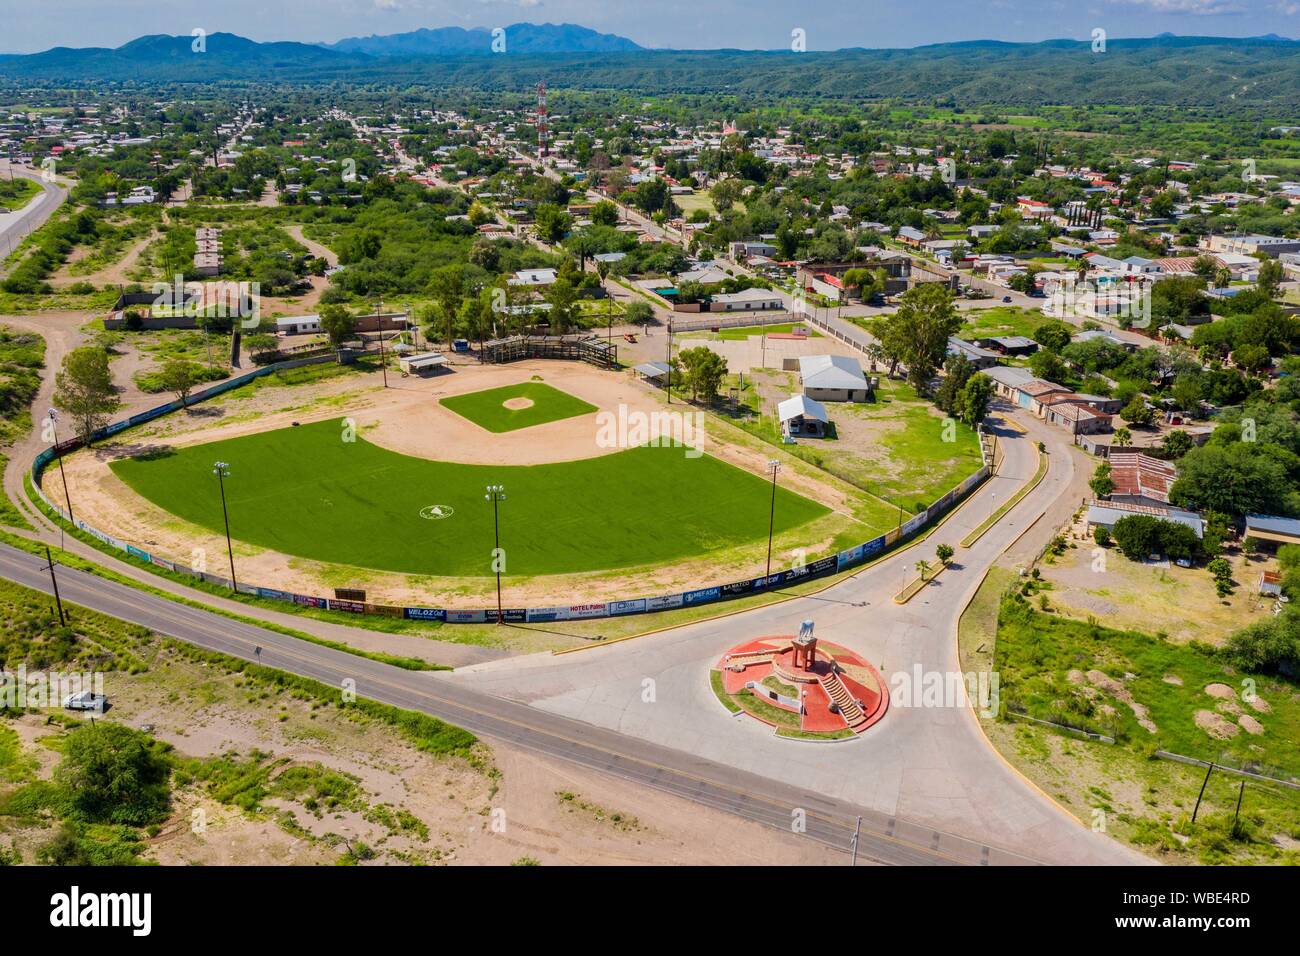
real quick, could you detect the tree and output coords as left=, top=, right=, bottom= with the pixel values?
left=591, top=200, right=619, bottom=227
left=675, top=346, right=728, bottom=402
left=1028, top=349, right=1068, bottom=383
left=1089, top=461, right=1114, bottom=498
left=534, top=204, right=572, bottom=245
left=159, top=358, right=203, bottom=408
left=1257, top=258, right=1283, bottom=298
left=53, top=347, right=120, bottom=445
left=624, top=300, right=653, bottom=328
left=1119, top=396, right=1155, bottom=427
left=935, top=354, right=974, bottom=416
left=959, top=373, right=993, bottom=427
left=318, top=303, right=356, bottom=348
left=55, top=723, right=171, bottom=826
left=428, top=264, right=467, bottom=347
left=1033, top=320, right=1073, bottom=354
left=880, top=284, right=962, bottom=392
left=245, top=332, right=279, bottom=360
left=1169, top=443, right=1295, bottom=519
left=1113, top=426, right=1132, bottom=447
left=546, top=277, right=578, bottom=335
left=1233, top=343, right=1271, bottom=375
left=936, top=543, right=954, bottom=564
left=1160, top=429, right=1193, bottom=460
left=709, top=178, right=744, bottom=213
left=915, top=559, right=932, bottom=580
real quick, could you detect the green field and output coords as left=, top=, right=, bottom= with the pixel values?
left=0, top=178, right=39, bottom=211
left=109, top=419, right=830, bottom=577
left=439, top=382, right=597, bottom=433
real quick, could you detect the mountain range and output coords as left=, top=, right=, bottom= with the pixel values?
left=327, top=22, right=642, bottom=56
left=0, top=28, right=1297, bottom=108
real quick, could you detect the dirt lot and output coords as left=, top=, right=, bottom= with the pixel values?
left=1039, top=512, right=1275, bottom=645
left=42, top=360, right=865, bottom=608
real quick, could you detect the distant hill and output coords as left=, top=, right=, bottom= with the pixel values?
left=0, top=31, right=1296, bottom=108
left=0, top=32, right=356, bottom=80
left=328, top=22, right=642, bottom=56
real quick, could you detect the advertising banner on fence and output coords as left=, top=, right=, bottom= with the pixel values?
left=150, top=556, right=175, bottom=573
left=720, top=578, right=756, bottom=597
left=683, top=586, right=721, bottom=606
left=486, top=609, right=527, bottom=624
left=526, top=606, right=565, bottom=622
left=445, top=609, right=486, bottom=624
left=608, top=598, right=647, bottom=617
left=646, top=594, right=684, bottom=612
left=365, top=603, right=404, bottom=618
left=900, top=512, right=928, bottom=538
left=257, top=588, right=292, bottom=602
left=403, top=607, right=446, bottom=622
left=235, top=582, right=258, bottom=596
left=837, top=544, right=865, bottom=570
left=567, top=603, right=608, bottom=620
left=328, top=599, right=366, bottom=614
left=292, top=594, right=327, bottom=609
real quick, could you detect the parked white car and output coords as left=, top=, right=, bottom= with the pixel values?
left=63, top=691, right=108, bottom=712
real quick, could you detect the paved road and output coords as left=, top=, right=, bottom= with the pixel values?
left=0, top=162, right=68, bottom=266
left=448, top=408, right=1146, bottom=866
left=0, top=536, right=1034, bottom=865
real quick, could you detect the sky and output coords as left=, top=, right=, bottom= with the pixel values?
left=0, top=0, right=1296, bottom=54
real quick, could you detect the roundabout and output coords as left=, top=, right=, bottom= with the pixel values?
left=712, top=621, right=888, bottom=739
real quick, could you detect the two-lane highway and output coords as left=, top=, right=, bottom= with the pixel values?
left=0, top=537, right=1038, bottom=865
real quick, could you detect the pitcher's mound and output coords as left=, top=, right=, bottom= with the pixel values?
left=503, top=397, right=535, bottom=410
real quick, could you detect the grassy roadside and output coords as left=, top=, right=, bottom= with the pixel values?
left=957, top=566, right=1300, bottom=864
left=1, top=517, right=449, bottom=672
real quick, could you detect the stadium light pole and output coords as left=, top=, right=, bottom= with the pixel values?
left=213, top=461, right=237, bottom=592
left=47, top=409, right=75, bottom=528
left=665, top=321, right=673, bottom=405
left=376, top=294, right=388, bottom=389
left=765, top=459, right=781, bottom=585
left=485, top=484, right=506, bottom=624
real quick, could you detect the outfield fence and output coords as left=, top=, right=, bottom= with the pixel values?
left=31, top=353, right=992, bottom=625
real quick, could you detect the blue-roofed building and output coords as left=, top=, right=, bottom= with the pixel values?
left=1244, top=514, right=1300, bottom=548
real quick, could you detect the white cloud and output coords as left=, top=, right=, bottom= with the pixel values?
left=1107, top=0, right=1246, bottom=14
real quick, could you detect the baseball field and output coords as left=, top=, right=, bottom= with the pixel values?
left=109, top=418, right=831, bottom=578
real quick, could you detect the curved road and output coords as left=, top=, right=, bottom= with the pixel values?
left=0, top=162, right=69, bottom=266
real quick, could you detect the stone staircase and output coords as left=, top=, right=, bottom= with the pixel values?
left=819, top=671, right=865, bottom=727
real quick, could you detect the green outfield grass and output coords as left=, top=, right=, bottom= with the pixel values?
left=109, top=419, right=830, bottom=577
left=439, top=381, right=597, bottom=433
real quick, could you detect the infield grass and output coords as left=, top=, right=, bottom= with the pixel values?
left=439, top=381, right=596, bottom=433
left=109, top=418, right=830, bottom=577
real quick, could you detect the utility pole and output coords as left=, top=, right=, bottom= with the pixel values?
left=485, top=485, right=506, bottom=623
left=765, top=459, right=781, bottom=585
left=47, top=409, right=74, bottom=527
left=850, top=815, right=861, bottom=867
left=41, top=545, right=66, bottom=625
left=213, top=461, right=237, bottom=591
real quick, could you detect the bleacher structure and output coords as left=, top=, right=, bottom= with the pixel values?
left=480, top=334, right=618, bottom=369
